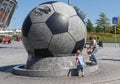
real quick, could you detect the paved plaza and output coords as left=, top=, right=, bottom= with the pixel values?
left=0, top=41, right=120, bottom=84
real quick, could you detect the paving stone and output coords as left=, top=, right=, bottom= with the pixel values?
left=0, top=42, right=120, bottom=84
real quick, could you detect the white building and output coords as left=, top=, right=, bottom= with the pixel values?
left=0, top=28, right=21, bottom=36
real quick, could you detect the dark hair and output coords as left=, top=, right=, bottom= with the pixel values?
left=89, top=36, right=94, bottom=40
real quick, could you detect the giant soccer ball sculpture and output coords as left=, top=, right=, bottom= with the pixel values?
left=22, top=1, right=86, bottom=77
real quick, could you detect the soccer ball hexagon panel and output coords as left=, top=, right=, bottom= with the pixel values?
left=22, top=1, right=86, bottom=57
left=51, top=2, right=77, bottom=17
left=29, top=4, right=54, bottom=23
left=28, top=23, right=53, bottom=49
left=49, top=33, right=75, bottom=56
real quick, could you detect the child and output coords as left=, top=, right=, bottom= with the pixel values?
left=75, top=50, right=85, bottom=77
left=87, top=48, right=93, bottom=62
left=87, top=48, right=92, bottom=57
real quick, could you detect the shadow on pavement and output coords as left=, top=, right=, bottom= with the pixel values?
left=0, top=46, right=23, bottom=49
left=0, top=65, right=21, bottom=72
left=101, top=58, right=120, bottom=61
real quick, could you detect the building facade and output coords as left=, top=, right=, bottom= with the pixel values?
left=0, top=0, right=17, bottom=29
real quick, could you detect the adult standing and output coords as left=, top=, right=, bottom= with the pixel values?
left=89, top=36, right=98, bottom=64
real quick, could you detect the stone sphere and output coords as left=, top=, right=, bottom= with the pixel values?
left=22, top=1, right=86, bottom=57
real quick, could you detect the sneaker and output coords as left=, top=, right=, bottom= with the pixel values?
left=78, top=73, right=81, bottom=77
left=81, top=75, right=84, bottom=77
left=81, top=72, right=85, bottom=77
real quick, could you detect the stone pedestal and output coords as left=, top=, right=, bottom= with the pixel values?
left=12, top=56, right=98, bottom=77
left=25, top=56, right=76, bottom=70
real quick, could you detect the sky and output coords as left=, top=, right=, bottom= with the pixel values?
left=9, top=0, right=120, bottom=29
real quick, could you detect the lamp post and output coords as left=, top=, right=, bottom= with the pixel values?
left=114, top=24, right=117, bottom=47
left=112, top=17, right=118, bottom=47
left=68, top=0, right=71, bottom=5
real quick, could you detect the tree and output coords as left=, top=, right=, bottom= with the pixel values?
left=110, top=25, right=115, bottom=34
left=95, top=25, right=103, bottom=33
left=86, top=19, right=94, bottom=32
left=116, top=24, right=120, bottom=34
left=116, top=16, right=120, bottom=34
left=74, top=6, right=86, bottom=23
left=96, top=12, right=110, bottom=33
left=105, top=26, right=112, bottom=33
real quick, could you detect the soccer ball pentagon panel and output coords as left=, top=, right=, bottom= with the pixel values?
left=22, top=1, right=86, bottom=57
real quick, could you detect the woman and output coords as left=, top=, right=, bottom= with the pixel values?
left=89, top=36, right=98, bottom=64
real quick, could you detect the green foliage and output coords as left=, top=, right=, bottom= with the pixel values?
left=86, top=19, right=94, bottom=32
left=87, top=33, right=120, bottom=43
left=73, top=7, right=119, bottom=34
left=116, top=25, right=120, bottom=34
left=102, top=38, right=120, bottom=43
left=73, top=6, right=86, bottom=22
left=105, top=26, right=112, bottom=33
left=96, top=12, right=110, bottom=33
left=12, top=35, right=19, bottom=41
left=0, top=35, right=5, bottom=41
left=110, top=25, right=115, bottom=34
left=95, top=25, right=103, bottom=33
left=0, top=35, right=6, bottom=39
left=0, top=35, right=20, bottom=41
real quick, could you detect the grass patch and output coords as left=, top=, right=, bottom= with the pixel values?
left=102, top=38, right=120, bottom=43
left=87, top=33, right=120, bottom=43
